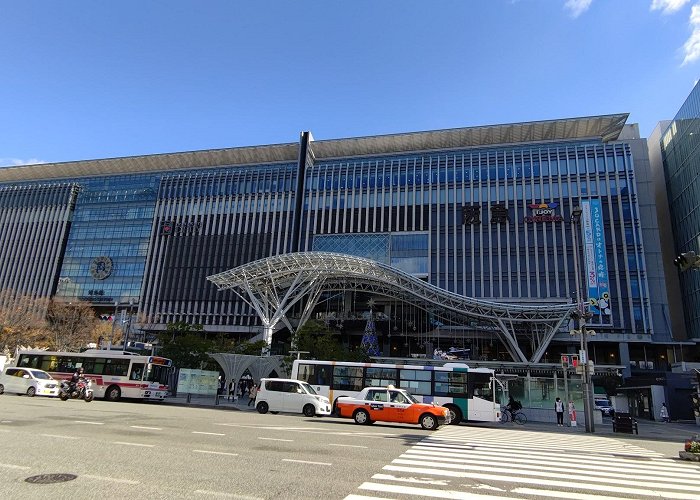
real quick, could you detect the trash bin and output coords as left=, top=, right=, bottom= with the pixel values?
left=613, top=412, right=638, bottom=434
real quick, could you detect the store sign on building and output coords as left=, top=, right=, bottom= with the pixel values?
left=160, top=220, right=202, bottom=236
left=581, top=199, right=612, bottom=316
left=524, top=202, right=564, bottom=223
left=490, top=204, right=510, bottom=224
left=462, top=205, right=481, bottom=225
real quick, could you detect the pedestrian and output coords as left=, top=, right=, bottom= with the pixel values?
left=247, top=383, right=258, bottom=407
left=555, top=397, right=564, bottom=426
left=568, top=400, right=576, bottom=426
left=660, top=402, right=670, bottom=422
left=228, top=380, right=235, bottom=401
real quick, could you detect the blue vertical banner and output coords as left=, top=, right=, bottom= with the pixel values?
left=581, top=199, right=611, bottom=316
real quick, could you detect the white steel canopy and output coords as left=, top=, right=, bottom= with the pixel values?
left=207, top=252, right=576, bottom=363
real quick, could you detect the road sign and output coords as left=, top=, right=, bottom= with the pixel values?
left=561, top=354, right=579, bottom=368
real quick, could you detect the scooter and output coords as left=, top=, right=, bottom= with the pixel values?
left=59, top=378, right=94, bottom=402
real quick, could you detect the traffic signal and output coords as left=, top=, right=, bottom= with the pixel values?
left=674, top=251, right=700, bottom=272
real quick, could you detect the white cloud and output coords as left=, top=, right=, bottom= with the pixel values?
left=651, top=0, right=691, bottom=14
left=0, top=158, right=46, bottom=167
left=682, top=3, right=700, bottom=65
left=564, top=0, right=593, bottom=18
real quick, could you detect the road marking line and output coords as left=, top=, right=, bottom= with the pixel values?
left=193, top=450, right=239, bottom=457
left=74, top=420, right=104, bottom=425
left=258, top=437, right=293, bottom=442
left=82, top=474, right=140, bottom=485
left=372, top=473, right=450, bottom=486
left=130, top=425, right=162, bottom=430
left=0, top=420, right=13, bottom=423
left=345, top=495, right=394, bottom=500
left=0, top=463, right=31, bottom=470
left=329, top=443, right=368, bottom=449
left=401, top=450, right=699, bottom=482
left=360, top=481, right=512, bottom=499
left=40, top=434, right=78, bottom=440
left=393, top=457, right=700, bottom=491
left=112, top=441, right=155, bottom=448
left=383, top=464, right=700, bottom=500
left=0, top=429, right=10, bottom=433
left=192, top=431, right=226, bottom=436
left=282, top=459, right=332, bottom=466
left=512, top=487, right=631, bottom=500
left=194, top=490, right=263, bottom=499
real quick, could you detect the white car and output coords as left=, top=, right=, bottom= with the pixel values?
left=0, top=367, right=60, bottom=397
left=255, top=378, right=332, bottom=417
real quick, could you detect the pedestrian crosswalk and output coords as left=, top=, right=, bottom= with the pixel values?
left=345, top=425, right=700, bottom=499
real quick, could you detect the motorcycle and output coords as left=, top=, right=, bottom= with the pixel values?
left=59, top=378, right=94, bottom=402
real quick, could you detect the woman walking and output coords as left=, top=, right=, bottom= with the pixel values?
left=248, top=383, right=258, bottom=407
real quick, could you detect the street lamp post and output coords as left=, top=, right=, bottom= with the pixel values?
left=123, top=299, right=135, bottom=353
left=109, top=301, right=119, bottom=347
left=570, top=205, right=595, bottom=433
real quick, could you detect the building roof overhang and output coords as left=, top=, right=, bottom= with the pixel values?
left=0, top=113, right=629, bottom=183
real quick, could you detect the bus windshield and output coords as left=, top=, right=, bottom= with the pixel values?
left=144, top=363, right=170, bottom=385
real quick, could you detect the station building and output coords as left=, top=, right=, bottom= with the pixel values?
left=0, top=114, right=692, bottom=420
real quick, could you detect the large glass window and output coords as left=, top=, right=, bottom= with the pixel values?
left=365, top=367, right=397, bottom=387
left=332, top=365, right=364, bottom=391
left=434, top=371, right=468, bottom=397
left=296, top=363, right=332, bottom=386
left=399, top=369, right=432, bottom=395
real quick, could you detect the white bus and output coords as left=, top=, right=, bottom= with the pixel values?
left=15, top=349, right=173, bottom=402
left=291, top=359, right=500, bottom=424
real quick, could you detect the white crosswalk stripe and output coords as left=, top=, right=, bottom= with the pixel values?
left=345, top=425, right=700, bottom=499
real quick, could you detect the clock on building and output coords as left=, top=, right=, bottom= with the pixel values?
left=90, top=256, right=113, bottom=280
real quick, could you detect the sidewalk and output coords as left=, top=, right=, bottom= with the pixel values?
left=163, top=393, right=258, bottom=412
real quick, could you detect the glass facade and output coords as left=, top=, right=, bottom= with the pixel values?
left=661, top=81, right=700, bottom=339
left=56, top=174, right=158, bottom=305
left=302, top=141, right=650, bottom=334
left=0, top=115, right=653, bottom=343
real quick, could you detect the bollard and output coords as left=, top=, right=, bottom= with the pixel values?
left=186, top=393, right=191, bottom=404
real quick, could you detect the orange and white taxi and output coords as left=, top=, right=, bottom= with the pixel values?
left=335, top=386, right=451, bottom=430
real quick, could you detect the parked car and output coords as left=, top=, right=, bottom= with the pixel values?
left=0, top=367, right=59, bottom=397
left=335, top=386, right=451, bottom=430
left=255, top=378, right=331, bottom=417
left=594, top=398, right=615, bottom=416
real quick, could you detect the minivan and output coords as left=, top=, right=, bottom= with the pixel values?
left=255, top=378, right=331, bottom=417
left=0, top=367, right=59, bottom=397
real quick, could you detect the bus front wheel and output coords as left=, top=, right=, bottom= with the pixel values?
left=105, top=385, right=121, bottom=402
left=445, top=405, right=462, bottom=425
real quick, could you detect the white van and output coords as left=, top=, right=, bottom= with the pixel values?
left=256, top=378, right=331, bottom=417
left=0, top=367, right=59, bottom=397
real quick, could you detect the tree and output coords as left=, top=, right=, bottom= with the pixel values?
left=45, top=299, right=98, bottom=351
left=157, top=322, right=210, bottom=369
left=0, top=290, right=51, bottom=351
left=292, top=320, right=368, bottom=362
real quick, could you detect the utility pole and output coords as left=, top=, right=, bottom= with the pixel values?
left=109, top=301, right=119, bottom=347
left=570, top=205, right=595, bottom=433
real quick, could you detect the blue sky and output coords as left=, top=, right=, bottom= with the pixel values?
left=2, top=0, right=700, bottom=166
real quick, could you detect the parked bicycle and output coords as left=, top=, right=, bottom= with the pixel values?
left=501, top=406, right=527, bottom=425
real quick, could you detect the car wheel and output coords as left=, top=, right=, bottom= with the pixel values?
left=105, top=385, right=121, bottom=402
left=303, top=404, right=316, bottom=417
left=0, top=384, right=4, bottom=395
left=445, top=405, right=462, bottom=425
left=256, top=401, right=269, bottom=414
left=26, top=386, right=36, bottom=397
left=353, top=409, right=370, bottom=425
left=420, top=413, right=439, bottom=430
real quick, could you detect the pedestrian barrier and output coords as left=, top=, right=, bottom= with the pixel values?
left=612, top=412, right=638, bottom=434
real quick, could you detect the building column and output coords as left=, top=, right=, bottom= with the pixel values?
left=619, top=342, right=631, bottom=378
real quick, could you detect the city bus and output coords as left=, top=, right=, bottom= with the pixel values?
left=291, top=359, right=500, bottom=424
left=15, top=349, right=173, bottom=402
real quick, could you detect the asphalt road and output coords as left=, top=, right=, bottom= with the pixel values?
left=0, top=394, right=429, bottom=499
left=2, top=394, right=700, bottom=499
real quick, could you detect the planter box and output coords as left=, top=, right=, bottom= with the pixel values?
left=679, top=451, right=700, bottom=461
